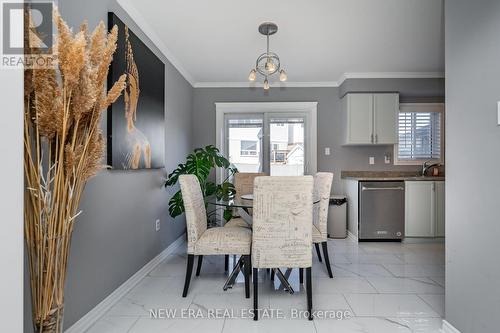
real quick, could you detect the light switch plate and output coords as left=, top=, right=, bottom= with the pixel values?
left=155, top=219, right=160, bottom=232
left=325, top=147, right=330, bottom=156
left=384, top=155, right=391, bottom=164
left=369, top=157, right=375, bottom=165
left=497, top=101, right=500, bottom=125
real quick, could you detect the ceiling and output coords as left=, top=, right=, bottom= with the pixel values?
left=118, top=0, right=444, bottom=87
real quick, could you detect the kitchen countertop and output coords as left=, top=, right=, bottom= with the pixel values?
left=341, top=171, right=445, bottom=182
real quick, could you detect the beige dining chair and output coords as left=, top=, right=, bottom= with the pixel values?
left=251, top=176, right=314, bottom=320
left=224, top=172, right=265, bottom=271
left=224, top=172, right=266, bottom=228
left=310, top=172, right=334, bottom=278
left=179, top=175, right=252, bottom=298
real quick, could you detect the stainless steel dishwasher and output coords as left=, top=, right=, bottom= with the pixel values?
left=359, top=181, right=405, bottom=240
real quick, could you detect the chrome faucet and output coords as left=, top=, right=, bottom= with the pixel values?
left=421, top=160, right=442, bottom=176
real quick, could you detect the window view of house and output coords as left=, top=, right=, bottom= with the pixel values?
left=228, top=118, right=263, bottom=173
left=269, top=120, right=304, bottom=176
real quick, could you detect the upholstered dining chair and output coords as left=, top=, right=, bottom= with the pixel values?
left=252, top=176, right=314, bottom=321
left=224, top=172, right=266, bottom=228
left=179, top=175, right=252, bottom=298
left=224, top=172, right=265, bottom=271
left=307, top=172, right=334, bottom=278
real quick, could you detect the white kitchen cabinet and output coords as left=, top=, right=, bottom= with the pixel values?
left=373, top=94, right=399, bottom=144
left=343, top=93, right=399, bottom=145
left=405, top=181, right=445, bottom=237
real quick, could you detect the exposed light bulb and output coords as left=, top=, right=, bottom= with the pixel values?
left=265, top=59, right=276, bottom=73
left=263, top=78, right=270, bottom=90
left=248, top=69, right=257, bottom=81
left=279, top=69, right=287, bottom=82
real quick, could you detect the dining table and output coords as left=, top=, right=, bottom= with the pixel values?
left=207, top=194, right=321, bottom=294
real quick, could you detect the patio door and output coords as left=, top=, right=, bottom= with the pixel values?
left=224, top=113, right=308, bottom=176
left=216, top=102, right=317, bottom=184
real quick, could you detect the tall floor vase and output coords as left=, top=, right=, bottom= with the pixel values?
left=24, top=7, right=126, bottom=332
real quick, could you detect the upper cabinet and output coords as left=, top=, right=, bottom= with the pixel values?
left=343, top=93, right=399, bottom=145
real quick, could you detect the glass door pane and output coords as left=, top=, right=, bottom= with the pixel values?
left=268, top=116, right=305, bottom=176
left=225, top=115, right=263, bottom=173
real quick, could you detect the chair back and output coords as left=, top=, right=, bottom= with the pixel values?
left=234, top=172, right=266, bottom=197
left=179, top=175, right=207, bottom=253
left=252, top=176, right=314, bottom=268
left=313, top=172, right=334, bottom=241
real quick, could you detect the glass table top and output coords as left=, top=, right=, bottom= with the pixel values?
left=207, top=194, right=321, bottom=209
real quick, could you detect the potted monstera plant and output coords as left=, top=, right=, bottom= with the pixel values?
left=165, top=145, right=238, bottom=224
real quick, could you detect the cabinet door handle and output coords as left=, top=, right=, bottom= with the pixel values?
left=371, top=134, right=374, bottom=143
left=375, top=134, right=378, bottom=143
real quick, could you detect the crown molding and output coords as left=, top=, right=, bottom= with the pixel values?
left=116, top=0, right=196, bottom=86
left=194, top=81, right=340, bottom=88
left=194, top=72, right=444, bottom=88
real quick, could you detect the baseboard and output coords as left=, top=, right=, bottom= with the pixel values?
left=441, top=320, right=461, bottom=333
left=65, top=234, right=186, bottom=333
left=347, top=230, right=358, bottom=242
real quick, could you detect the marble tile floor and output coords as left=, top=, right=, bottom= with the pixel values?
left=86, top=238, right=445, bottom=333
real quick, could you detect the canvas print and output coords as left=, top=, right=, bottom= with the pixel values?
left=107, top=12, right=165, bottom=169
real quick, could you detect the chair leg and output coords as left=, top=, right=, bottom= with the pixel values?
left=299, top=268, right=304, bottom=284
left=224, top=255, right=229, bottom=272
left=321, top=242, right=334, bottom=278
left=306, top=267, right=313, bottom=320
left=182, top=254, right=194, bottom=297
left=196, top=255, right=203, bottom=276
left=244, top=255, right=251, bottom=298
left=314, top=243, right=323, bottom=262
left=270, top=269, right=275, bottom=281
left=253, top=268, right=259, bottom=321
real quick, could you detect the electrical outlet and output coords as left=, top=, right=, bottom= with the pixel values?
left=384, top=155, right=391, bottom=164
left=369, top=157, right=375, bottom=165
left=155, top=219, right=160, bottom=232
left=325, top=147, right=330, bottom=156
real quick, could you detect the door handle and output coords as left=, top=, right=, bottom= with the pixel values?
left=361, top=186, right=405, bottom=191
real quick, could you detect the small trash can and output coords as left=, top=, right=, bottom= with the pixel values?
left=327, top=195, right=347, bottom=239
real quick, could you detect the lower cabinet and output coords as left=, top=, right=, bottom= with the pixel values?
left=405, top=181, right=445, bottom=238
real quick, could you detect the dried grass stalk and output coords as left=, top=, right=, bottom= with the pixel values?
left=24, top=7, right=125, bottom=333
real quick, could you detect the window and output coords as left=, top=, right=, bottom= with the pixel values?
left=240, top=140, right=258, bottom=156
left=216, top=102, right=318, bottom=183
left=395, top=104, right=444, bottom=165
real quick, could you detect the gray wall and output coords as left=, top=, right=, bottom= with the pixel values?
left=339, top=78, right=445, bottom=103
left=193, top=78, right=444, bottom=192
left=445, top=1, right=500, bottom=332
left=24, top=0, right=192, bottom=330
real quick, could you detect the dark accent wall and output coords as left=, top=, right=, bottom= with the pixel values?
left=192, top=78, right=444, bottom=192
left=23, top=0, right=192, bottom=330
left=445, top=1, right=500, bottom=332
